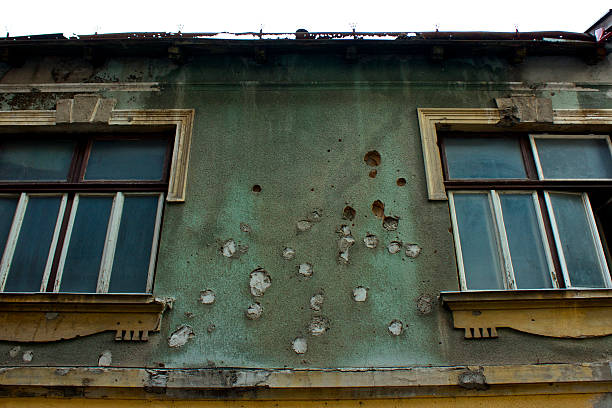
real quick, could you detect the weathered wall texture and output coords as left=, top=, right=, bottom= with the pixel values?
left=0, top=49, right=611, bottom=369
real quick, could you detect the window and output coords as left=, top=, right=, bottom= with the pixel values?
left=442, top=133, right=612, bottom=291
left=0, top=134, right=170, bottom=294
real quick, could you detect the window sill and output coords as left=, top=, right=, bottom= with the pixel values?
left=441, top=289, right=612, bottom=339
left=0, top=293, right=171, bottom=342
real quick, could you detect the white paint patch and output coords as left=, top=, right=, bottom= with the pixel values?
left=388, top=320, right=404, bottom=336
left=222, top=239, right=237, bottom=257
left=282, top=247, right=296, bottom=260
left=98, top=350, right=112, bottom=367
left=310, top=293, right=324, bottom=311
left=8, top=346, right=20, bottom=358
left=292, top=337, right=308, bottom=354
left=249, top=268, right=271, bottom=296
left=297, top=220, right=313, bottom=232
left=309, top=316, right=330, bottom=336
left=246, top=302, right=263, bottom=320
left=353, top=286, right=368, bottom=302
left=388, top=241, right=402, bottom=254
left=200, top=289, right=216, bottom=304
left=405, top=243, right=422, bottom=258
left=168, top=325, right=195, bottom=348
left=22, top=350, right=33, bottom=362
left=363, top=234, right=378, bottom=248
left=298, top=263, right=313, bottom=277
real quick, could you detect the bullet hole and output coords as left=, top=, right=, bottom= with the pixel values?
left=363, top=234, right=379, bottom=248
left=9, top=346, right=20, bottom=358
left=246, top=302, right=263, bottom=320
left=405, top=244, right=422, bottom=258
left=388, top=241, right=402, bottom=254
left=249, top=268, right=271, bottom=297
left=240, top=222, right=252, bottom=233
left=342, top=206, right=356, bottom=221
left=207, top=324, right=216, bottom=333
left=338, top=138, right=342, bottom=142
left=252, top=184, right=262, bottom=193
left=397, top=178, right=406, bottom=186
left=310, top=293, right=324, bottom=311
left=309, top=316, right=330, bottom=336
left=372, top=200, right=385, bottom=218
left=364, top=150, right=381, bottom=167
left=353, top=286, right=368, bottom=302
left=327, top=149, right=331, bottom=152
left=282, top=247, right=296, bottom=260
left=298, top=263, right=314, bottom=277
left=168, top=325, right=195, bottom=348
left=310, top=209, right=323, bottom=222
left=310, top=188, right=315, bottom=192
left=369, top=169, right=377, bottom=178
left=222, top=239, right=236, bottom=258
left=98, top=350, right=112, bottom=367
left=200, top=289, right=216, bottom=304
left=22, top=350, right=33, bottom=362
left=383, top=216, right=399, bottom=231
left=292, top=337, right=307, bottom=354
left=388, top=320, right=404, bottom=336
left=297, top=220, right=313, bottom=232
left=416, top=294, right=434, bottom=315
left=337, top=225, right=355, bottom=264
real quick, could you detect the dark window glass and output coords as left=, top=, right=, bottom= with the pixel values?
left=60, top=196, right=113, bottom=293
left=5, top=196, right=61, bottom=292
left=0, top=197, right=18, bottom=258
left=535, top=138, right=612, bottom=179
left=0, top=140, right=75, bottom=181
left=84, top=139, right=168, bottom=181
left=445, top=137, right=527, bottom=179
left=109, top=196, right=159, bottom=293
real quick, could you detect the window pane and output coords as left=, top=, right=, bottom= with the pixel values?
left=60, top=196, right=113, bottom=293
left=548, top=193, right=607, bottom=288
left=0, top=140, right=75, bottom=181
left=4, top=196, right=61, bottom=292
left=453, top=193, right=504, bottom=290
left=445, top=137, right=526, bottom=179
left=84, top=139, right=168, bottom=181
left=0, top=197, right=18, bottom=256
left=499, top=194, right=552, bottom=289
left=108, top=196, right=159, bottom=293
left=535, top=137, right=612, bottom=179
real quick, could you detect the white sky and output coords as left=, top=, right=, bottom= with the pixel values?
left=1, top=1, right=609, bottom=37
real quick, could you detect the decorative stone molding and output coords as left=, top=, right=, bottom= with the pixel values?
left=441, top=289, right=612, bottom=339
left=0, top=100, right=194, bottom=202
left=0, top=293, right=170, bottom=342
left=417, top=108, right=612, bottom=200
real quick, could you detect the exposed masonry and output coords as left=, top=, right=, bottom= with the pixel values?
left=200, top=289, right=216, bottom=304
left=353, top=286, right=368, bottom=302
left=458, top=368, right=488, bottom=390
left=337, top=225, right=356, bottom=264
left=388, top=320, right=404, bottom=336
left=292, top=337, right=308, bottom=354
left=309, top=316, right=330, bottom=336
left=168, top=325, right=195, bottom=348
left=388, top=241, right=402, bottom=254
left=249, top=268, right=271, bottom=297
left=298, top=263, right=314, bottom=277
left=22, top=350, right=33, bottom=362
left=246, top=302, right=263, bottom=320
left=98, top=350, right=112, bottom=367
left=310, top=293, right=324, bottom=311
left=282, top=247, right=296, bottom=260
left=363, top=234, right=379, bottom=248
left=383, top=216, right=399, bottom=231
left=405, top=243, right=422, bottom=258
left=222, top=239, right=237, bottom=257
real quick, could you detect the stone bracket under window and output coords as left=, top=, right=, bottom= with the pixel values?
left=441, top=289, right=612, bottom=339
left=0, top=293, right=172, bottom=342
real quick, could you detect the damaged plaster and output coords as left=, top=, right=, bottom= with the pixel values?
left=98, top=350, right=112, bottom=367
left=200, top=289, right=216, bottom=305
left=353, top=286, right=368, bottom=302
left=246, top=302, right=263, bottom=320
left=337, top=225, right=356, bottom=264
left=282, top=247, right=296, bottom=260
left=363, top=234, right=379, bottom=248
left=388, top=320, right=404, bottom=336
left=405, top=244, right=422, bottom=258
left=249, top=268, right=271, bottom=296
left=310, top=293, right=324, bottom=311
left=292, top=337, right=308, bottom=354
left=309, top=316, right=331, bottom=336
left=388, top=241, right=402, bottom=254
left=298, top=263, right=314, bottom=277
left=168, top=325, right=195, bottom=348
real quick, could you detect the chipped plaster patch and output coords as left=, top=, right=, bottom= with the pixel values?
left=388, top=320, right=404, bottom=336
left=310, top=293, right=324, bottom=311
left=383, top=216, right=399, bottom=231
left=298, top=263, right=313, bottom=277
left=282, top=247, right=296, bottom=260
left=353, top=286, right=368, bottom=302
left=416, top=294, right=434, bottom=314
left=338, top=225, right=356, bottom=264
left=388, top=241, right=402, bottom=254
left=168, top=325, right=195, bottom=348
left=22, top=350, right=33, bottom=362
left=98, top=350, right=112, bottom=367
left=363, top=234, right=378, bottom=248
left=405, top=243, right=422, bottom=258
left=292, top=337, right=307, bottom=354
left=249, top=268, right=271, bottom=297
left=246, top=302, right=263, bottom=320
left=240, top=222, right=252, bottom=233
left=222, top=239, right=237, bottom=257
left=8, top=346, right=20, bottom=358
left=297, top=220, right=313, bottom=232
left=200, top=289, right=216, bottom=304
left=309, top=316, right=330, bottom=336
